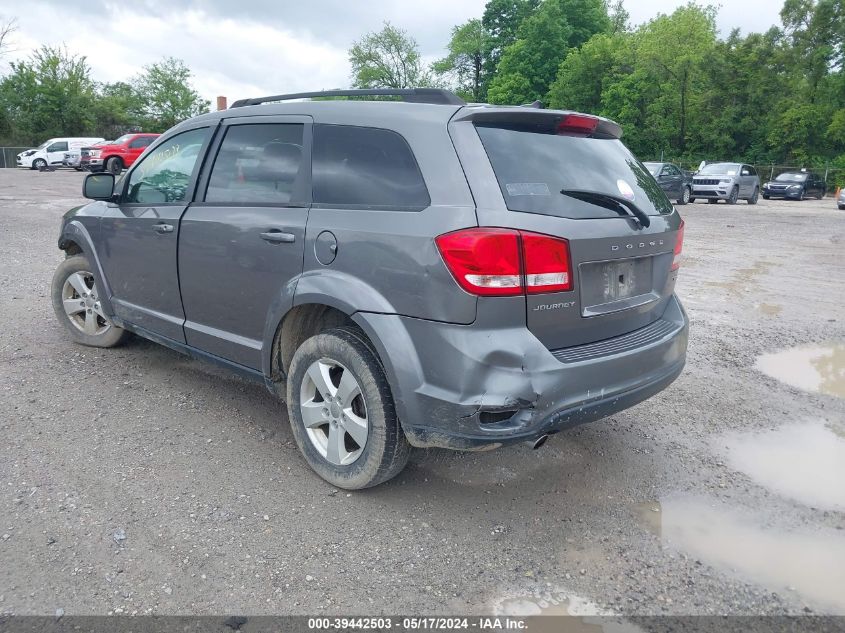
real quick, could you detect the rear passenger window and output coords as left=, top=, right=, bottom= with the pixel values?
left=312, top=124, right=429, bottom=209
left=205, top=124, right=304, bottom=205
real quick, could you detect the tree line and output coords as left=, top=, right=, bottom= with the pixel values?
left=350, top=0, right=845, bottom=172
left=1, top=1, right=843, bottom=175
left=0, top=18, right=209, bottom=146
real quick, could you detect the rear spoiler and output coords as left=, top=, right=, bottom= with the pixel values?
left=450, top=107, right=623, bottom=140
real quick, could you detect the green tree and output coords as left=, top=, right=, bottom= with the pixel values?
left=481, top=0, right=540, bottom=79
left=433, top=19, right=489, bottom=101
left=133, top=57, right=209, bottom=132
left=487, top=0, right=610, bottom=104
left=349, top=22, right=432, bottom=89
left=90, top=81, right=145, bottom=138
left=547, top=32, right=622, bottom=112
left=0, top=45, right=96, bottom=143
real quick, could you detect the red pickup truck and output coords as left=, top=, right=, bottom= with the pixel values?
left=80, top=133, right=160, bottom=174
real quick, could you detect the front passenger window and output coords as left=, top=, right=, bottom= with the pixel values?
left=125, top=128, right=209, bottom=204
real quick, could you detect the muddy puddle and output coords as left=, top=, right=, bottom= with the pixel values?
left=637, top=497, right=845, bottom=612
left=755, top=342, right=845, bottom=398
left=720, top=420, right=845, bottom=511
left=492, top=590, right=642, bottom=632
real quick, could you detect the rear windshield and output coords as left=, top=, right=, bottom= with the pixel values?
left=476, top=124, right=673, bottom=219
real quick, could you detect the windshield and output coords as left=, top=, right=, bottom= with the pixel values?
left=775, top=173, right=807, bottom=182
left=113, top=134, right=133, bottom=145
left=476, top=124, right=673, bottom=219
left=699, top=163, right=740, bottom=175
left=35, top=140, right=52, bottom=150
left=644, top=162, right=662, bottom=176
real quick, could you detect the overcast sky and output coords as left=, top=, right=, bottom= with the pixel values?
left=3, top=1, right=784, bottom=104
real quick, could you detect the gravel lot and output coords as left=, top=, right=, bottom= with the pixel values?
left=1, top=168, right=844, bottom=618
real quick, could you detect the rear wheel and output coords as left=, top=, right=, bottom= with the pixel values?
left=51, top=255, right=127, bottom=348
left=286, top=327, right=410, bottom=489
left=727, top=186, right=739, bottom=205
left=747, top=187, right=759, bottom=205
left=677, top=186, right=691, bottom=205
left=105, top=156, right=123, bottom=175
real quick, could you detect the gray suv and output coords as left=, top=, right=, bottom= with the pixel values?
left=691, top=162, right=760, bottom=204
left=51, top=88, right=689, bottom=489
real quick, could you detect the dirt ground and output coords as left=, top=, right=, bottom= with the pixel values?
left=1, top=168, right=843, bottom=618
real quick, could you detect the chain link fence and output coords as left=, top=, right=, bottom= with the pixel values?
left=0, top=147, right=29, bottom=169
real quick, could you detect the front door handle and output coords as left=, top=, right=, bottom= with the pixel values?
left=260, top=230, right=296, bottom=244
left=153, top=223, right=174, bottom=234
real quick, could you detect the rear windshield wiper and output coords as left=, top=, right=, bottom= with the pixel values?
left=559, top=189, right=651, bottom=228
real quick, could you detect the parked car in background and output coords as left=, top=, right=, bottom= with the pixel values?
left=762, top=171, right=826, bottom=200
left=81, top=133, right=160, bottom=174
left=51, top=88, right=688, bottom=489
left=838, top=189, right=845, bottom=210
left=63, top=151, right=83, bottom=170
left=644, top=162, right=693, bottom=205
left=16, top=137, right=104, bottom=169
left=691, top=162, right=760, bottom=204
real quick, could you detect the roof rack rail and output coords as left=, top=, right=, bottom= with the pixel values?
left=229, top=88, right=466, bottom=108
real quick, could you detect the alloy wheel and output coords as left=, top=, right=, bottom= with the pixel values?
left=299, top=359, right=369, bottom=466
left=61, top=271, right=111, bottom=336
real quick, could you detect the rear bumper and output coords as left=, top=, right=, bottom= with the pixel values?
left=355, top=294, right=689, bottom=451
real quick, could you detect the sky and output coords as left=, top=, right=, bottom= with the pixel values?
left=1, top=0, right=785, bottom=105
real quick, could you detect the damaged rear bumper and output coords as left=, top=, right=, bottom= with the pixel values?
left=354, top=294, right=689, bottom=451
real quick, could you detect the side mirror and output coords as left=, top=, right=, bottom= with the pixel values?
left=83, top=173, right=116, bottom=201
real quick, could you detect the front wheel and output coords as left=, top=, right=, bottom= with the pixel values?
left=677, top=186, right=691, bottom=205
left=105, top=156, right=123, bottom=175
left=747, top=187, right=759, bottom=205
left=32, top=158, right=47, bottom=170
left=51, top=255, right=127, bottom=348
left=286, top=327, right=410, bottom=489
left=727, top=186, right=739, bottom=205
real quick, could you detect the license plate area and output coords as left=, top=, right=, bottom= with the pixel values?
left=579, top=256, right=657, bottom=316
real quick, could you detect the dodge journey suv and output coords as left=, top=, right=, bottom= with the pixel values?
left=51, top=88, right=689, bottom=489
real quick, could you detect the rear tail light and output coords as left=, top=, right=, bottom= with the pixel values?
left=671, top=220, right=684, bottom=271
left=435, top=228, right=572, bottom=296
left=557, top=114, right=599, bottom=136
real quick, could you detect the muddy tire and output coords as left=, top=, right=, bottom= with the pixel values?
left=51, top=255, right=127, bottom=348
left=286, top=327, right=410, bottom=489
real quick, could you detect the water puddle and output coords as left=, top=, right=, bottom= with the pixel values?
left=755, top=342, right=845, bottom=398
left=637, top=497, right=845, bottom=612
left=757, top=303, right=782, bottom=316
left=492, top=590, right=645, bottom=633
left=720, top=421, right=845, bottom=511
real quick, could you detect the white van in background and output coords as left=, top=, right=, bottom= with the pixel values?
left=17, top=137, right=105, bottom=169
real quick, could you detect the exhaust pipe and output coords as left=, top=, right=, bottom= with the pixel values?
left=532, top=434, right=549, bottom=450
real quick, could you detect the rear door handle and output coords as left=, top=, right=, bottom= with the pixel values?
left=260, top=230, right=296, bottom=244
left=153, top=223, right=174, bottom=234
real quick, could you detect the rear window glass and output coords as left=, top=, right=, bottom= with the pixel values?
left=476, top=124, right=672, bottom=219
left=312, top=124, right=429, bottom=210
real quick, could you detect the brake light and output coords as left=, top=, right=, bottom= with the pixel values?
left=557, top=114, right=599, bottom=136
left=671, top=220, right=684, bottom=271
left=435, top=228, right=572, bottom=296
left=522, top=232, right=572, bottom=292
left=434, top=228, right=522, bottom=296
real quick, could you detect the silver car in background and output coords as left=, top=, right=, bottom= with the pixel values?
left=691, top=162, right=760, bottom=205
left=63, top=151, right=82, bottom=170
left=838, top=188, right=845, bottom=210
